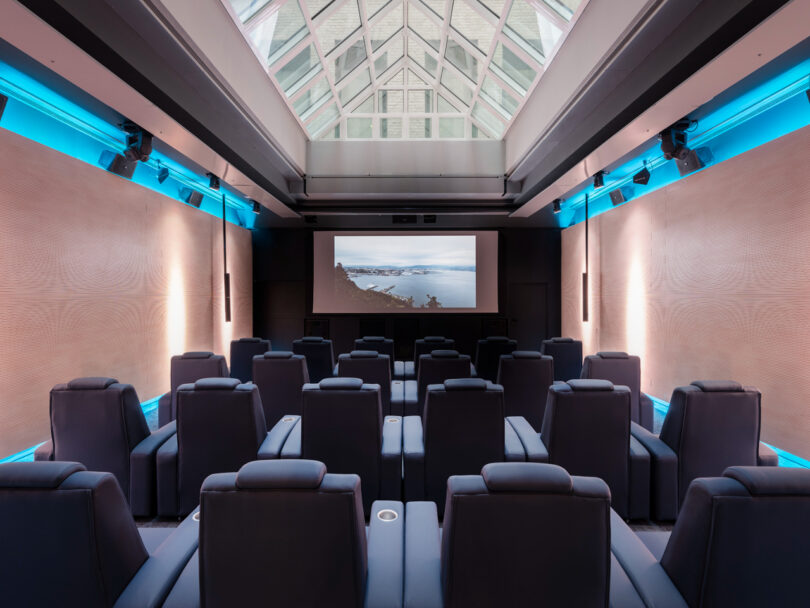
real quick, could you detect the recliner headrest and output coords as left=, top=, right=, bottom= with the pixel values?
left=350, top=350, right=379, bottom=358
left=424, top=336, right=446, bottom=342
left=0, top=462, right=86, bottom=489
left=301, top=336, right=324, bottom=343
left=181, top=351, right=214, bottom=359
left=482, top=463, right=573, bottom=493
left=237, top=337, right=262, bottom=343
left=362, top=336, right=385, bottom=342
left=485, top=336, right=510, bottom=342
left=66, top=377, right=117, bottom=390
left=263, top=351, right=293, bottom=359
left=318, top=377, right=363, bottom=390
left=444, top=378, right=489, bottom=391
left=510, top=351, right=542, bottom=359
left=550, top=337, right=574, bottom=343
left=236, top=460, right=327, bottom=490
left=597, top=352, right=629, bottom=359
left=430, top=349, right=459, bottom=358
left=691, top=380, right=743, bottom=392
left=724, top=466, right=810, bottom=496
left=192, top=377, right=242, bottom=390
left=567, top=379, right=614, bottom=391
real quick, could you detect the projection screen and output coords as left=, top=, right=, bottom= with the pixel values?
left=312, top=231, right=498, bottom=314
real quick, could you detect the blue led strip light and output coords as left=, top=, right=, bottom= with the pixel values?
left=557, top=57, right=810, bottom=227
left=0, top=60, right=256, bottom=229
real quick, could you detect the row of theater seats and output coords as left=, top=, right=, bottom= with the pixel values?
left=2, top=458, right=808, bottom=607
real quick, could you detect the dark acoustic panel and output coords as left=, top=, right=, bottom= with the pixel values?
left=359, top=317, right=387, bottom=338
left=304, top=318, right=330, bottom=339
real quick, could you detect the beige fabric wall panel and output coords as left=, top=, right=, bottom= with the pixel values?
left=0, top=129, right=252, bottom=456
left=561, top=124, right=810, bottom=458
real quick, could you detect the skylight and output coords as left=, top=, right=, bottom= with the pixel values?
left=224, top=0, right=584, bottom=140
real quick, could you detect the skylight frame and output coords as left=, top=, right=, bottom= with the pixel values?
left=222, top=0, right=588, bottom=140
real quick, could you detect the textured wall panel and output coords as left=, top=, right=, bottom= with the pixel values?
left=0, top=130, right=252, bottom=456
left=562, top=124, right=810, bottom=458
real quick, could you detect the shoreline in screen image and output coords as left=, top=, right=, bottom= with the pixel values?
left=334, top=235, right=477, bottom=310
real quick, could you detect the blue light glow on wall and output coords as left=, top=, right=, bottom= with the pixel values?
left=0, top=60, right=257, bottom=229
left=559, top=57, right=810, bottom=227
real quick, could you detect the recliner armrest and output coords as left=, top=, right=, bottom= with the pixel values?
left=403, top=501, right=442, bottom=608
left=113, top=508, right=199, bottom=608
left=640, top=393, right=655, bottom=432
left=156, top=435, right=179, bottom=518
left=505, top=416, right=548, bottom=463
left=157, top=392, right=172, bottom=428
left=403, top=416, right=425, bottom=501
left=758, top=442, right=779, bottom=467
left=504, top=420, right=525, bottom=462
left=402, top=380, right=418, bottom=416
left=259, top=415, right=300, bottom=459
left=34, top=440, right=53, bottom=461
left=381, top=417, right=403, bottom=500
left=280, top=420, right=302, bottom=459
left=630, top=422, right=678, bottom=521
left=366, top=501, right=405, bottom=608
left=609, top=510, right=688, bottom=608
left=130, top=421, right=177, bottom=517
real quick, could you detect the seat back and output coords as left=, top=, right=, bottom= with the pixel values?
left=229, top=337, right=270, bottom=382
left=474, top=336, right=517, bottom=382
left=581, top=352, right=643, bottom=425
left=200, top=460, right=367, bottom=608
left=49, top=377, right=149, bottom=503
left=660, top=381, right=761, bottom=506
left=354, top=336, right=395, bottom=374
left=302, top=378, right=383, bottom=512
left=414, top=336, right=455, bottom=369
left=337, top=351, right=392, bottom=413
left=442, top=463, right=611, bottom=607
left=176, top=378, right=267, bottom=515
left=168, top=351, right=229, bottom=420
left=541, top=379, right=632, bottom=517
left=417, top=350, right=471, bottom=413
left=252, top=351, right=309, bottom=426
left=423, top=379, right=504, bottom=512
left=293, top=336, right=335, bottom=382
left=540, top=337, right=583, bottom=381
left=496, top=352, right=554, bottom=429
left=0, top=462, right=148, bottom=607
left=662, top=467, right=810, bottom=607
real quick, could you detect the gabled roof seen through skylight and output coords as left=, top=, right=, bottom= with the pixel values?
left=225, top=0, right=584, bottom=140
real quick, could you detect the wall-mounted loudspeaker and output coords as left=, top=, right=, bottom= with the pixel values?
left=676, top=148, right=713, bottom=176
left=392, top=215, right=417, bottom=224
left=609, top=186, right=633, bottom=206
left=99, top=150, right=136, bottom=179
left=423, top=214, right=437, bottom=224
left=0, top=94, right=7, bottom=120
left=180, top=187, right=203, bottom=208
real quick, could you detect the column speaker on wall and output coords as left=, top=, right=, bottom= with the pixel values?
left=99, top=150, right=136, bottom=179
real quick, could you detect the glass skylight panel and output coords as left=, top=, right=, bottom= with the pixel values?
left=374, top=36, right=404, bottom=75
left=444, top=39, right=478, bottom=82
left=438, top=94, right=462, bottom=113
left=409, top=117, right=432, bottom=138
left=367, top=0, right=393, bottom=19
left=247, top=1, right=308, bottom=66
left=378, top=89, right=404, bottom=112
left=471, top=123, right=491, bottom=139
left=229, top=0, right=270, bottom=22
left=476, top=0, right=505, bottom=17
left=370, top=7, right=404, bottom=51
left=316, top=0, right=362, bottom=55
left=276, top=44, right=323, bottom=95
left=353, top=95, right=374, bottom=112
left=450, top=0, right=495, bottom=54
left=545, top=0, right=583, bottom=21
left=504, top=0, right=563, bottom=63
left=489, top=42, right=536, bottom=95
left=293, top=77, right=332, bottom=120
left=347, top=117, right=373, bottom=137
left=408, top=89, right=433, bottom=112
left=381, top=117, right=402, bottom=137
left=408, top=69, right=429, bottom=86
left=385, top=68, right=405, bottom=85
left=472, top=101, right=504, bottom=137
left=305, top=0, right=334, bottom=18
left=408, top=43, right=438, bottom=76
left=480, top=76, right=519, bottom=119
left=339, top=68, right=372, bottom=105
left=408, top=4, right=441, bottom=51
left=329, top=39, right=367, bottom=83
left=440, top=68, right=473, bottom=106
left=420, top=0, right=445, bottom=19
left=306, top=101, right=340, bottom=136
left=439, top=117, right=465, bottom=137
left=319, top=123, right=341, bottom=139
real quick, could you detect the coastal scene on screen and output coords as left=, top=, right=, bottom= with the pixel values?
left=334, top=235, right=476, bottom=309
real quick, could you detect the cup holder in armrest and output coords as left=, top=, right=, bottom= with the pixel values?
left=386, top=418, right=400, bottom=423
left=282, top=417, right=295, bottom=422
left=377, top=509, right=398, bottom=522
left=192, top=511, right=200, bottom=522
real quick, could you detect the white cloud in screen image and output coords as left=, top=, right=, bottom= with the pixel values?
left=335, top=235, right=476, bottom=268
